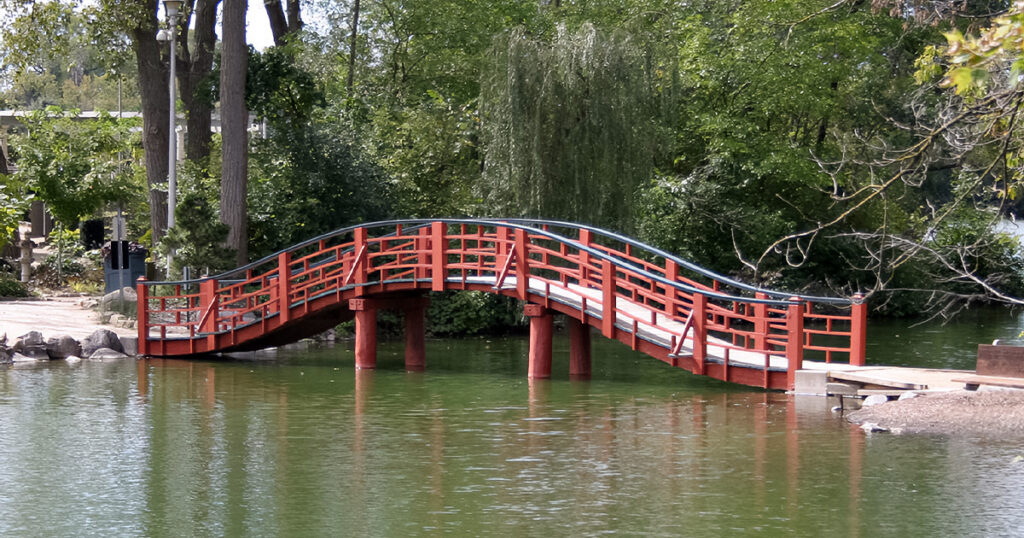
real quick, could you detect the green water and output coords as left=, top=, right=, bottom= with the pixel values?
left=1, top=312, right=1023, bottom=536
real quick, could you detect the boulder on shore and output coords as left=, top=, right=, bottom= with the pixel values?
left=13, top=331, right=48, bottom=359
left=82, top=329, right=123, bottom=357
left=89, top=347, right=129, bottom=360
left=99, top=287, right=137, bottom=312
left=46, top=335, right=82, bottom=360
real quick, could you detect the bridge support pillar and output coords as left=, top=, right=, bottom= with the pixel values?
left=524, top=303, right=552, bottom=379
left=568, top=318, right=591, bottom=378
left=350, top=299, right=377, bottom=369
left=404, top=304, right=426, bottom=371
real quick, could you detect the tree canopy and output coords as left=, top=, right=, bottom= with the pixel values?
left=4, top=0, right=1024, bottom=315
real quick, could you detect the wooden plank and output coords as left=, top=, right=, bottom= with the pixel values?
left=976, top=345, right=1024, bottom=378
left=828, top=370, right=926, bottom=390
left=825, top=382, right=859, bottom=396
left=952, top=374, right=1024, bottom=390
left=857, top=389, right=910, bottom=397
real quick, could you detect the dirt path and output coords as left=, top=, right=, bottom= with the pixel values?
left=0, top=297, right=135, bottom=341
left=846, top=389, right=1024, bottom=436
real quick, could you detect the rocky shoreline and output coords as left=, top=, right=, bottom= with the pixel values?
left=0, top=329, right=137, bottom=364
left=845, top=389, right=1024, bottom=437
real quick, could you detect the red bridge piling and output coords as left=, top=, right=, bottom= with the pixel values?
left=569, top=318, right=592, bottom=378
left=525, top=303, right=552, bottom=379
left=350, top=298, right=377, bottom=369
left=404, top=303, right=427, bottom=371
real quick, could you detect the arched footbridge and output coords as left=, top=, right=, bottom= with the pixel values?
left=136, top=219, right=867, bottom=390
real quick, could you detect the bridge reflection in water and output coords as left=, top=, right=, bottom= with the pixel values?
left=138, top=219, right=867, bottom=390
left=135, top=352, right=877, bottom=536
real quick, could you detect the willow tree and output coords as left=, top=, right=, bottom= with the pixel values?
left=479, top=24, right=672, bottom=231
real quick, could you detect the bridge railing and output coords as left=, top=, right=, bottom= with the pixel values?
left=499, top=219, right=866, bottom=367
left=138, top=219, right=866, bottom=370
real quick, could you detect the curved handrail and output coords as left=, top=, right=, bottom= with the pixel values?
left=143, top=218, right=848, bottom=306
left=500, top=218, right=857, bottom=305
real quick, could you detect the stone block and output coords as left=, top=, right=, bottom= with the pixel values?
left=792, top=370, right=828, bottom=395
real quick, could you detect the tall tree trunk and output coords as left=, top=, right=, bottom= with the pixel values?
left=264, top=0, right=302, bottom=45
left=178, top=0, right=219, bottom=163
left=264, top=0, right=289, bottom=44
left=221, top=0, right=248, bottom=265
left=131, top=7, right=169, bottom=242
left=286, top=0, right=302, bottom=34
left=347, top=0, right=360, bottom=93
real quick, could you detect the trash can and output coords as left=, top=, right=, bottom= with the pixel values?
left=80, top=219, right=104, bottom=250
left=103, top=241, right=148, bottom=294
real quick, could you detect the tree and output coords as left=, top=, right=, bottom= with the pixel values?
left=1, top=0, right=227, bottom=243
left=264, top=0, right=302, bottom=45
left=479, top=24, right=671, bottom=231
left=220, top=0, right=248, bottom=265
left=157, top=190, right=236, bottom=275
left=10, top=108, right=140, bottom=273
left=177, top=0, right=221, bottom=164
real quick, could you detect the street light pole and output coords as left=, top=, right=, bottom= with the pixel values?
left=160, top=0, right=183, bottom=277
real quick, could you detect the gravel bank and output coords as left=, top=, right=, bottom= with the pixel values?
left=846, top=389, right=1024, bottom=437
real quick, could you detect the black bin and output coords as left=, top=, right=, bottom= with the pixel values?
left=80, top=219, right=104, bottom=250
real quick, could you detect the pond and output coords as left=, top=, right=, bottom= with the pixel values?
left=0, top=310, right=1022, bottom=536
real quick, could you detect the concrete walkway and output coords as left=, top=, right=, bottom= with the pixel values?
left=0, top=297, right=135, bottom=340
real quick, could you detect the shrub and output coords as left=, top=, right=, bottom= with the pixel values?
left=0, top=277, right=29, bottom=297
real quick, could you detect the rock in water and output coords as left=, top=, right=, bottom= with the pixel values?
left=89, top=347, right=129, bottom=360
left=46, top=335, right=82, bottom=359
left=13, top=331, right=48, bottom=359
left=861, top=394, right=890, bottom=407
left=82, top=329, right=124, bottom=356
left=13, top=331, right=44, bottom=351
left=898, top=391, right=919, bottom=401
left=860, top=422, right=889, bottom=433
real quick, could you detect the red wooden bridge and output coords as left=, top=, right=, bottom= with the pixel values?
left=136, top=219, right=867, bottom=390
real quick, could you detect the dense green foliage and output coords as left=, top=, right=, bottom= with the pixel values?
left=0, top=277, right=29, bottom=297
left=5, top=0, right=1024, bottom=316
left=157, top=190, right=237, bottom=277
left=479, top=24, right=671, bottom=231
left=10, top=108, right=139, bottom=229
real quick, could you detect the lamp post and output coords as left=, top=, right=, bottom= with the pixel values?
left=157, top=0, right=183, bottom=276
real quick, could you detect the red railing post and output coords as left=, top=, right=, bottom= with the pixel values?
left=601, top=258, right=615, bottom=338
left=432, top=221, right=446, bottom=291
left=353, top=227, right=368, bottom=295
left=786, top=297, right=805, bottom=390
left=850, top=293, right=867, bottom=366
left=665, top=259, right=679, bottom=318
left=417, top=226, right=431, bottom=281
left=514, top=228, right=530, bottom=301
left=199, top=279, right=219, bottom=332
left=753, top=292, right=768, bottom=352
left=136, top=277, right=148, bottom=356
left=199, top=278, right=219, bottom=348
left=579, top=229, right=592, bottom=285
left=693, top=293, right=707, bottom=375
left=278, top=251, right=292, bottom=322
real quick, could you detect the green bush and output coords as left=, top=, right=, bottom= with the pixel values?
left=0, top=277, right=29, bottom=297
left=427, top=291, right=524, bottom=337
